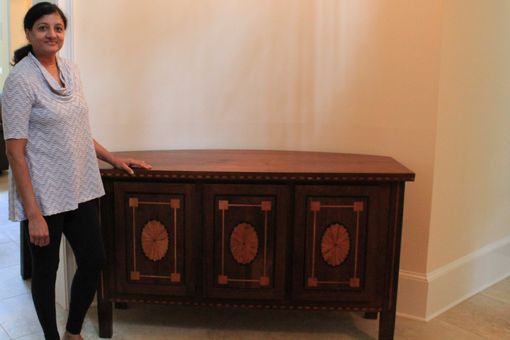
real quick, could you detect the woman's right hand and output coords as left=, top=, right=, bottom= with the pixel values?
left=28, top=214, right=50, bottom=247
left=6, top=139, right=50, bottom=247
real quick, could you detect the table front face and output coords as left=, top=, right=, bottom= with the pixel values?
left=203, top=184, right=289, bottom=300
left=111, top=182, right=197, bottom=298
left=292, top=184, right=391, bottom=305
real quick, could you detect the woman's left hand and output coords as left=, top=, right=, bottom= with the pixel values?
left=111, top=157, right=152, bottom=175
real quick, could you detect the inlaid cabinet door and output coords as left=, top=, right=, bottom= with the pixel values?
left=204, top=184, right=288, bottom=300
left=113, top=182, right=197, bottom=297
left=293, top=185, right=391, bottom=304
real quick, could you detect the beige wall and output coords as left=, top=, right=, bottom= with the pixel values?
left=0, top=0, right=8, bottom=87
left=71, top=0, right=510, bottom=318
left=75, top=0, right=442, bottom=278
left=429, top=0, right=510, bottom=270
left=9, top=0, right=31, bottom=59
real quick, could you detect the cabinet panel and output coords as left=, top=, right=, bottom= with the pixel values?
left=113, top=182, right=196, bottom=297
left=204, top=185, right=288, bottom=300
left=293, top=185, right=391, bottom=304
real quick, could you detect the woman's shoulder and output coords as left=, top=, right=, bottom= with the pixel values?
left=5, top=56, right=38, bottom=86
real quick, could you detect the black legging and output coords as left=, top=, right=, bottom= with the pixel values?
left=24, top=199, right=106, bottom=339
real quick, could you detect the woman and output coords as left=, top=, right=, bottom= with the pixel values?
left=1, top=3, right=151, bottom=339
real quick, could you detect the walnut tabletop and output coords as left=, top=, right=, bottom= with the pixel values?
left=99, top=149, right=415, bottom=182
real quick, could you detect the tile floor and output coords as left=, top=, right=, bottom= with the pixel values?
left=0, top=172, right=509, bottom=339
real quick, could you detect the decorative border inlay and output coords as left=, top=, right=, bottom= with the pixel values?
left=129, top=197, right=182, bottom=283
left=218, top=200, right=272, bottom=286
left=109, top=297, right=382, bottom=312
left=308, top=201, right=364, bottom=288
left=101, top=170, right=414, bottom=183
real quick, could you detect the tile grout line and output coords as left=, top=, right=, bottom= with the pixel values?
left=0, top=322, right=12, bottom=340
left=479, top=291, right=510, bottom=306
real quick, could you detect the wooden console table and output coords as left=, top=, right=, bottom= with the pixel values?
left=97, top=150, right=414, bottom=339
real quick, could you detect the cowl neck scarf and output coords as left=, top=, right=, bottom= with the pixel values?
left=28, top=52, right=74, bottom=99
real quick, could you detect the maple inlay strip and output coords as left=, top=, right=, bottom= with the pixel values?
left=221, top=208, right=225, bottom=275
left=320, top=204, right=355, bottom=209
left=132, top=206, right=137, bottom=273
left=354, top=210, right=360, bottom=279
left=173, top=205, right=177, bottom=273
left=137, top=201, right=172, bottom=205
left=264, top=210, right=268, bottom=276
left=311, top=210, right=317, bottom=278
left=228, top=203, right=264, bottom=208
left=227, top=279, right=260, bottom=283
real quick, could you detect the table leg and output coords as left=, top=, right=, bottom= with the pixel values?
left=379, top=309, right=396, bottom=340
left=98, top=299, right=113, bottom=338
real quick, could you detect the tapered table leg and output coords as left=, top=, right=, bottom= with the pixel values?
left=379, top=310, right=396, bottom=340
left=98, top=298, right=113, bottom=338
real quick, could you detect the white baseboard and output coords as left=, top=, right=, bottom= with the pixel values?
left=397, top=270, right=428, bottom=321
left=397, top=235, right=510, bottom=321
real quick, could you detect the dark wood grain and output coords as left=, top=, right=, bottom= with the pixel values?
left=96, top=149, right=414, bottom=340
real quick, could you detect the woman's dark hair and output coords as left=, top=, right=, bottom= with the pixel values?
left=12, top=2, right=67, bottom=65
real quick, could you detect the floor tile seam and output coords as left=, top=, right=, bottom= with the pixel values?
left=0, top=292, right=31, bottom=305
left=4, top=237, right=19, bottom=245
left=0, top=263, right=21, bottom=271
left=0, top=290, right=33, bottom=303
left=0, top=263, right=23, bottom=271
left=478, top=291, right=510, bottom=306
left=435, top=318, right=491, bottom=339
left=0, top=322, right=13, bottom=340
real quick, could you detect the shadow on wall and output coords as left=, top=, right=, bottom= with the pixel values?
left=80, top=1, right=379, bottom=152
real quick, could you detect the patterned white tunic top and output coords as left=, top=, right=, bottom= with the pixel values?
left=1, top=52, right=104, bottom=221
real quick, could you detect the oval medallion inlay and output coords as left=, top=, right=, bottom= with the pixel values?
left=321, top=223, right=350, bottom=267
left=141, top=220, right=169, bottom=261
left=230, top=223, right=258, bottom=265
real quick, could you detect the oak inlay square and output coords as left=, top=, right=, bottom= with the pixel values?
left=261, top=201, right=272, bottom=211
left=129, top=197, right=139, bottom=208
left=218, top=275, right=228, bottom=285
left=350, top=278, right=360, bottom=288
left=308, top=277, right=318, bottom=287
left=259, top=276, right=270, bottom=286
left=170, top=199, right=181, bottom=209
left=130, top=271, right=140, bottom=281
left=218, top=200, right=229, bottom=210
left=353, top=201, right=364, bottom=212
left=310, top=201, right=321, bottom=212
left=171, top=273, right=181, bottom=283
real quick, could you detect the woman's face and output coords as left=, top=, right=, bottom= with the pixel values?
left=25, top=13, right=65, bottom=59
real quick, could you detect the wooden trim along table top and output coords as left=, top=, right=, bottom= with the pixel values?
left=99, top=149, right=415, bottom=182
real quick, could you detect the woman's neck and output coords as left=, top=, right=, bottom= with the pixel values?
left=33, top=52, right=58, bottom=68
left=32, top=52, right=63, bottom=86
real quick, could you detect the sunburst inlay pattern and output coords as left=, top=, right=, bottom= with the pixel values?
left=321, top=223, right=350, bottom=267
left=230, top=223, right=258, bottom=265
left=141, top=220, right=169, bottom=261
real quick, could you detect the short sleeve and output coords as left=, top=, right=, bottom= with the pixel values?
left=1, top=72, right=35, bottom=140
